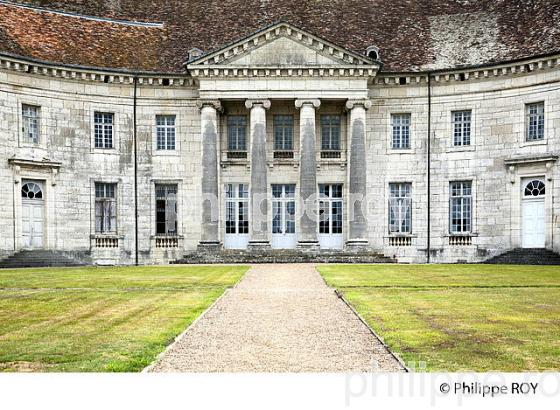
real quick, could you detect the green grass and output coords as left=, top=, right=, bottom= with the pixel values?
left=318, top=264, right=560, bottom=372
left=0, top=265, right=248, bottom=372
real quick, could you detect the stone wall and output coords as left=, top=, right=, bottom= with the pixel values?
left=0, top=59, right=558, bottom=264
left=0, top=68, right=200, bottom=264
left=371, top=66, right=560, bottom=262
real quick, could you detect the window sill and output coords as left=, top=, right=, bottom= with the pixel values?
left=387, top=148, right=414, bottom=154
left=221, top=159, right=250, bottom=168
left=153, top=150, right=180, bottom=156
left=446, top=145, right=476, bottom=153
left=445, top=232, right=478, bottom=237
left=385, top=233, right=417, bottom=238
left=91, top=234, right=123, bottom=239
left=268, top=158, right=299, bottom=168
left=91, top=148, right=118, bottom=155
left=317, top=159, right=347, bottom=169
left=150, top=234, right=184, bottom=239
left=520, top=140, right=547, bottom=148
left=18, top=143, right=45, bottom=149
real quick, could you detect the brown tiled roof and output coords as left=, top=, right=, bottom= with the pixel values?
left=1, top=0, right=559, bottom=73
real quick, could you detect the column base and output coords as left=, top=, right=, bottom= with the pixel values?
left=297, top=241, right=320, bottom=251
left=345, top=239, right=369, bottom=252
left=247, top=241, right=271, bottom=251
left=197, top=241, right=222, bottom=252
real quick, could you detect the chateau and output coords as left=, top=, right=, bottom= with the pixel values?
left=0, top=0, right=559, bottom=264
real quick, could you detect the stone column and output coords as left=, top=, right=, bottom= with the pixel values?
left=246, top=99, right=271, bottom=249
left=346, top=99, right=372, bottom=248
left=295, top=99, right=321, bottom=249
left=197, top=100, right=222, bottom=250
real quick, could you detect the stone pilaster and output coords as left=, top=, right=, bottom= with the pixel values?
left=246, top=99, right=271, bottom=249
left=346, top=99, right=372, bottom=248
left=295, top=99, right=321, bottom=249
left=197, top=100, right=222, bottom=250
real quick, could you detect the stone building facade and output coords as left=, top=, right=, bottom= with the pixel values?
left=0, top=2, right=559, bottom=264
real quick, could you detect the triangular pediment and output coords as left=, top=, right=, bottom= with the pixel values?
left=186, top=22, right=378, bottom=71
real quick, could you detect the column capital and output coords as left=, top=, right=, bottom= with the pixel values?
left=295, top=99, right=321, bottom=109
left=245, top=99, right=271, bottom=110
left=345, top=99, right=372, bottom=111
left=196, top=99, right=222, bottom=112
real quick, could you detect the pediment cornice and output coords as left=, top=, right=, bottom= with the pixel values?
left=186, top=22, right=379, bottom=78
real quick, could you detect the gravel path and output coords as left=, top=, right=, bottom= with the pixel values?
left=148, top=264, right=405, bottom=372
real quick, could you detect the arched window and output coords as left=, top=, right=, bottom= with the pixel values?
left=21, top=182, right=43, bottom=200
left=524, top=180, right=545, bottom=197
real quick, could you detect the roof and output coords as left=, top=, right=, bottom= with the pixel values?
left=1, top=0, right=559, bottom=74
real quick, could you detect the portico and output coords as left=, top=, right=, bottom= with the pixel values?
left=189, top=22, right=379, bottom=251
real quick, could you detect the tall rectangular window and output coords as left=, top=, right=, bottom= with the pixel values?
left=225, top=184, right=249, bottom=234
left=22, top=104, right=40, bottom=144
left=272, top=184, right=296, bottom=234
left=155, top=184, right=178, bottom=235
left=95, top=183, right=117, bottom=233
left=273, top=115, right=294, bottom=151
left=321, top=115, right=341, bottom=151
left=389, top=183, right=412, bottom=234
left=156, top=115, right=176, bottom=150
left=391, top=113, right=411, bottom=149
left=319, top=184, right=343, bottom=234
left=94, top=112, right=114, bottom=149
left=450, top=181, right=472, bottom=233
left=227, top=116, right=247, bottom=151
left=526, top=102, right=545, bottom=141
left=452, top=110, right=471, bottom=146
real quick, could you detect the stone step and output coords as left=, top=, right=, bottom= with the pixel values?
left=0, top=250, right=90, bottom=269
left=484, top=248, right=560, bottom=265
left=172, top=249, right=396, bottom=264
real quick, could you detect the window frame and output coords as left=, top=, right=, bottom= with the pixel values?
left=155, top=183, right=178, bottom=236
left=320, top=115, right=342, bottom=152
left=449, top=181, right=473, bottom=234
left=271, top=184, right=296, bottom=235
left=525, top=101, right=545, bottom=142
left=227, top=115, right=248, bottom=152
left=318, top=183, right=343, bottom=235
left=390, top=113, right=411, bottom=150
left=451, top=110, right=472, bottom=147
left=93, top=111, right=115, bottom=150
left=21, top=104, right=41, bottom=145
left=155, top=115, right=176, bottom=151
left=94, top=182, right=118, bottom=234
left=388, top=182, right=412, bottom=234
left=225, top=183, right=250, bottom=235
left=273, top=115, right=294, bottom=151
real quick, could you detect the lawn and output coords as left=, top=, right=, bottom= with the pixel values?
left=318, top=264, right=560, bottom=372
left=0, top=265, right=248, bottom=372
